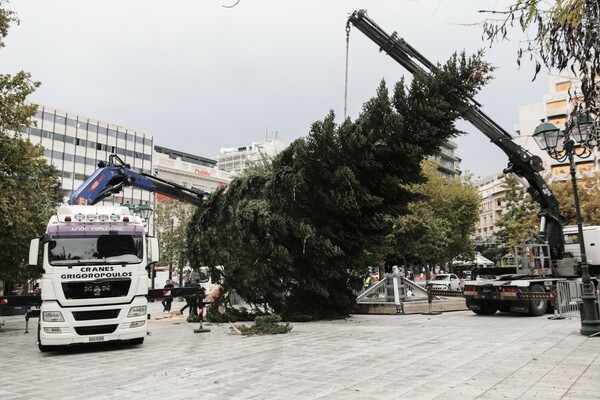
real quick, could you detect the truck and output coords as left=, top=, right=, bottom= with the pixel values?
left=29, top=154, right=207, bottom=351
left=346, top=10, right=598, bottom=318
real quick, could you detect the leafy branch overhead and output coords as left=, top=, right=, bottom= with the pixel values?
left=480, top=1, right=600, bottom=117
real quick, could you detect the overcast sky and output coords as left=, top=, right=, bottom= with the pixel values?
left=1, top=0, right=549, bottom=178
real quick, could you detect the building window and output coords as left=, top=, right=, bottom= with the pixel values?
left=547, top=100, right=566, bottom=110
left=548, top=116, right=567, bottom=126
left=556, top=81, right=571, bottom=92
left=42, top=111, right=54, bottom=123
left=66, top=118, right=78, bottom=128
left=88, top=123, right=98, bottom=133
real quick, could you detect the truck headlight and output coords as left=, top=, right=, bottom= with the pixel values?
left=42, top=311, right=64, bottom=322
left=128, top=306, right=147, bottom=317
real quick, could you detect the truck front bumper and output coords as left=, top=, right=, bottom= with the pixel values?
left=38, top=297, right=147, bottom=346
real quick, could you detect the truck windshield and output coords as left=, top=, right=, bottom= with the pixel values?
left=48, top=235, right=143, bottom=266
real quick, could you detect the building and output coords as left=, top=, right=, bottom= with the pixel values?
left=516, top=72, right=599, bottom=181
left=153, top=145, right=233, bottom=198
left=473, top=172, right=508, bottom=243
left=430, top=140, right=461, bottom=178
left=216, top=138, right=287, bottom=174
left=20, top=104, right=154, bottom=206
left=19, top=104, right=235, bottom=211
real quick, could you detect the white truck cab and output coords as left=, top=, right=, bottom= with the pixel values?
left=30, top=205, right=159, bottom=351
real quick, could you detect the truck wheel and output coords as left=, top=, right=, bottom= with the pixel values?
left=469, top=299, right=497, bottom=315
left=129, top=337, right=144, bottom=345
left=528, top=284, right=548, bottom=316
left=480, top=300, right=497, bottom=315
left=498, top=302, right=511, bottom=313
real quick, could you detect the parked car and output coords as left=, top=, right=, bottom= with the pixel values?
left=428, top=273, right=462, bottom=291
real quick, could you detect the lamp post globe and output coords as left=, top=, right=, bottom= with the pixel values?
left=135, top=201, right=153, bottom=223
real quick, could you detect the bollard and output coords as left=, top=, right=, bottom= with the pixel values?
left=421, top=282, right=441, bottom=316
left=194, top=305, right=211, bottom=333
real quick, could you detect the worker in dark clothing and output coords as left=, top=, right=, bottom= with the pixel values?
left=180, top=279, right=196, bottom=315
left=161, top=279, right=174, bottom=312
left=187, top=285, right=206, bottom=322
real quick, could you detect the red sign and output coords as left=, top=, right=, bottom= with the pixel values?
left=194, top=168, right=211, bottom=176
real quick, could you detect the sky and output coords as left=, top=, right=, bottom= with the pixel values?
left=1, top=0, right=549, bottom=178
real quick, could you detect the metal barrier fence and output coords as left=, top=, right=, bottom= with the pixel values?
left=356, top=274, right=432, bottom=304
left=555, top=280, right=583, bottom=318
left=555, top=280, right=600, bottom=318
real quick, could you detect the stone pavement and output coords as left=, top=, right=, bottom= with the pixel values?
left=1, top=299, right=599, bottom=400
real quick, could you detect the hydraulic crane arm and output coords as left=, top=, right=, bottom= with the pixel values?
left=69, top=154, right=207, bottom=206
left=346, top=10, right=564, bottom=258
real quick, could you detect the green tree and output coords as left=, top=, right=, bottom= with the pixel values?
left=493, top=174, right=538, bottom=256
left=549, top=173, right=600, bottom=226
left=481, top=1, right=600, bottom=116
left=189, top=51, right=493, bottom=319
left=392, top=161, right=481, bottom=275
left=154, top=200, right=194, bottom=282
left=0, top=1, right=61, bottom=284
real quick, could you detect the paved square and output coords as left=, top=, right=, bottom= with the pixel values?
left=1, top=300, right=599, bottom=399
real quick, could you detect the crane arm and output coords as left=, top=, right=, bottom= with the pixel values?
left=68, top=154, right=207, bottom=206
left=346, top=10, right=564, bottom=257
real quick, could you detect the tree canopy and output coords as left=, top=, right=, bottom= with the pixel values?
left=392, top=161, right=481, bottom=274
left=154, top=200, right=195, bottom=281
left=0, top=1, right=62, bottom=283
left=493, top=174, right=539, bottom=254
left=188, top=51, right=491, bottom=319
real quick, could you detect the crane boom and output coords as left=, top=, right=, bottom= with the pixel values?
left=346, top=9, right=564, bottom=259
left=69, top=154, right=207, bottom=206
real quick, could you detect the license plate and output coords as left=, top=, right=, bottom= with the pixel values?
left=89, top=336, right=105, bottom=342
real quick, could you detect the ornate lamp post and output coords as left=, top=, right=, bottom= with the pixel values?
left=533, top=115, right=600, bottom=336
left=134, top=201, right=153, bottom=224
left=121, top=201, right=136, bottom=214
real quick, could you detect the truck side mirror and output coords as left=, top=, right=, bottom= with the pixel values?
left=29, top=238, right=40, bottom=266
left=149, top=237, right=160, bottom=263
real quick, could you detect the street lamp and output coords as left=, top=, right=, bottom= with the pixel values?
left=134, top=201, right=153, bottom=223
left=121, top=201, right=136, bottom=214
left=533, top=115, right=600, bottom=336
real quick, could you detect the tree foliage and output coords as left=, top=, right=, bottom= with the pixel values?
left=493, top=174, right=539, bottom=254
left=550, top=172, right=600, bottom=226
left=481, top=1, right=600, bottom=118
left=392, top=161, right=481, bottom=273
left=154, top=200, right=195, bottom=276
left=493, top=172, right=600, bottom=257
left=0, top=1, right=62, bottom=283
left=188, top=51, right=492, bottom=319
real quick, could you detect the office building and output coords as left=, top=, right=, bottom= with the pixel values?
left=431, top=140, right=461, bottom=178
left=20, top=104, right=154, bottom=206
left=153, top=145, right=233, bottom=199
left=216, top=138, right=287, bottom=174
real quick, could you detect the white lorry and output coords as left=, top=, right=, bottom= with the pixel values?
left=29, top=204, right=159, bottom=352
left=26, top=154, right=207, bottom=351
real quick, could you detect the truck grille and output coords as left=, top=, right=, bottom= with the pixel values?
left=72, top=309, right=120, bottom=321
left=62, top=279, right=131, bottom=299
left=75, top=324, right=118, bottom=336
